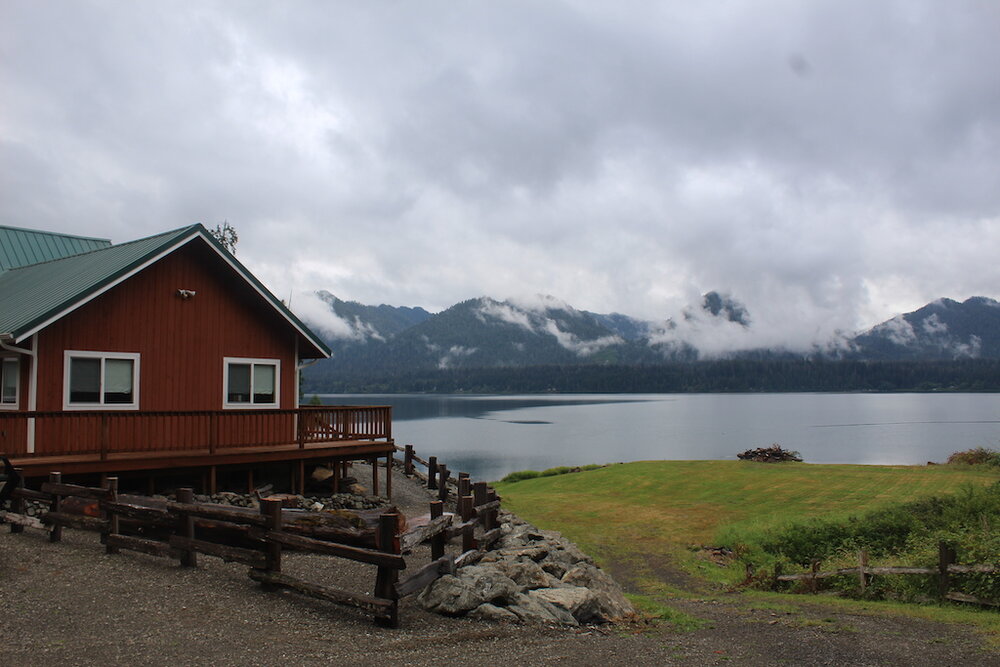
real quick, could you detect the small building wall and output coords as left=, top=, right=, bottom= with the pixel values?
left=33, top=238, right=299, bottom=413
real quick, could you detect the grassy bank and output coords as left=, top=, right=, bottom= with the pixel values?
left=496, top=460, right=1000, bottom=634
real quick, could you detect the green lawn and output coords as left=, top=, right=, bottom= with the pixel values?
left=496, top=460, right=1000, bottom=580
left=496, top=460, right=1000, bottom=641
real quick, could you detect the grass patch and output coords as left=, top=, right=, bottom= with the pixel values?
left=624, top=593, right=708, bottom=632
left=496, top=460, right=1000, bottom=636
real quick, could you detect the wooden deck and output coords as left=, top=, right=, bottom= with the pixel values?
left=1, top=407, right=396, bottom=496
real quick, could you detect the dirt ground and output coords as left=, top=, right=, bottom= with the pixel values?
left=1, top=467, right=997, bottom=666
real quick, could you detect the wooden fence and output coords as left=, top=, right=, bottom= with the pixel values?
left=773, top=546, right=1000, bottom=608
left=1, top=454, right=503, bottom=628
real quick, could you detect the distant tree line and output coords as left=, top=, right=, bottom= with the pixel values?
left=301, top=359, right=1000, bottom=394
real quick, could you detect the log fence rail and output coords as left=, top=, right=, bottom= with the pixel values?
left=773, top=545, right=1000, bottom=608
left=1, top=443, right=504, bottom=627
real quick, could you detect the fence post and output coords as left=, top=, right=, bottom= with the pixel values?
left=48, top=472, right=62, bottom=543
left=430, top=501, right=445, bottom=561
left=473, top=482, right=490, bottom=530
left=105, top=477, right=119, bottom=554
left=375, top=513, right=400, bottom=628
left=260, top=498, right=283, bottom=584
left=427, top=456, right=438, bottom=490
left=459, top=495, right=476, bottom=553
left=938, top=541, right=956, bottom=598
left=437, top=465, right=450, bottom=502
left=487, top=489, right=500, bottom=529
left=9, top=467, right=25, bottom=534
left=404, top=445, right=414, bottom=476
left=808, top=559, right=820, bottom=594
left=176, top=488, right=197, bottom=567
left=857, top=549, right=868, bottom=594
left=458, top=473, right=470, bottom=499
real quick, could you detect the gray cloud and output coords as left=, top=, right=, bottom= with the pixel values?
left=2, top=0, right=999, bottom=348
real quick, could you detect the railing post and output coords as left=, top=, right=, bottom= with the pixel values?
left=430, top=500, right=445, bottom=561
left=437, top=465, right=450, bottom=502
left=427, top=456, right=438, bottom=490
left=371, top=457, right=379, bottom=497
left=375, top=513, right=400, bottom=628
left=105, top=477, right=119, bottom=554
left=938, top=541, right=956, bottom=598
left=48, top=472, right=62, bottom=542
left=458, top=473, right=470, bottom=499
left=296, top=409, right=305, bottom=449
left=176, top=488, right=197, bottom=567
left=404, top=445, right=414, bottom=476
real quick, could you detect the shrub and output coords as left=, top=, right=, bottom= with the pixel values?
left=499, top=470, right=541, bottom=483
left=737, top=444, right=803, bottom=463
left=946, top=447, right=1000, bottom=467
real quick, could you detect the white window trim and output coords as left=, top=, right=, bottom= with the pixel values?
left=63, top=350, right=141, bottom=411
left=0, top=356, right=18, bottom=410
left=223, top=357, right=281, bottom=409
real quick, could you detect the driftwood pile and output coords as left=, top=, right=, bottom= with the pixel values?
left=737, top=444, right=803, bottom=463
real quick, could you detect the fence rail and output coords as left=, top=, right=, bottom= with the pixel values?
left=773, top=546, right=1000, bottom=608
left=0, top=406, right=392, bottom=458
left=1, top=443, right=504, bottom=627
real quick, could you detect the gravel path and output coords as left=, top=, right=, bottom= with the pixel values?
left=2, top=467, right=997, bottom=666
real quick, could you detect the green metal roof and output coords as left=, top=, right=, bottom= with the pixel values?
left=0, top=224, right=331, bottom=358
left=0, top=225, right=111, bottom=272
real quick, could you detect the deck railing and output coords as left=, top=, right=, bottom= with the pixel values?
left=0, top=406, right=392, bottom=459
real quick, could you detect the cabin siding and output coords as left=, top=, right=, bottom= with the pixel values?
left=33, top=240, right=298, bottom=414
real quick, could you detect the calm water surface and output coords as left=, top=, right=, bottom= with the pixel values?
left=320, top=393, right=1000, bottom=482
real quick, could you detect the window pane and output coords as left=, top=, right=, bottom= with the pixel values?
left=1, top=359, right=16, bottom=404
left=70, top=358, right=101, bottom=403
left=253, top=364, right=276, bottom=404
left=104, top=359, right=134, bottom=404
left=228, top=363, right=251, bottom=403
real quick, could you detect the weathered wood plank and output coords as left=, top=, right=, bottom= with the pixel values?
left=102, top=501, right=175, bottom=526
left=0, top=509, right=46, bottom=529
left=473, top=500, right=501, bottom=515
left=40, top=481, right=112, bottom=500
left=168, top=535, right=267, bottom=568
left=479, top=527, right=502, bottom=549
left=12, top=487, right=51, bottom=502
left=400, top=514, right=453, bottom=552
left=945, top=591, right=1000, bottom=607
left=266, top=531, right=406, bottom=569
left=41, top=511, right=110, bottom=532
left=395, top=556, right=455, bottom=598
left=106, top=534, right=178, bottom=558
left=948, top=564, right=1000, bottom=574
left=247, top=569, right=394, bottom=614
left=454, top=549, right=482, bottom=568
left=165, top=500, right=270, bottom=527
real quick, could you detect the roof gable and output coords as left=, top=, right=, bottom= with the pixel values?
left=0, top=225, right=111, bottom=272
left=0, top=224, right=331, bottom=358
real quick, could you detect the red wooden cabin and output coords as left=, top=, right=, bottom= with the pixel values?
left=0, top=224, right=393, bottom=495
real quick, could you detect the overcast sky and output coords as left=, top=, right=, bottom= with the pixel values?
left=2, top=1, right=998, bottom=349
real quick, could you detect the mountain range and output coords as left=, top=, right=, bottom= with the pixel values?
left=301, top=291, right=1000, bottom=384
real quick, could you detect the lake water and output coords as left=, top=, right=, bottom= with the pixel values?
left=319, top=393, right=1000, bottom=482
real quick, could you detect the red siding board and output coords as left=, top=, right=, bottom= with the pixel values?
left=28, top=240, right=301, bottom=454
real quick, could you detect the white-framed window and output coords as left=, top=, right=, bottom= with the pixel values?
left=224, top=357, right=280, bottom=408
left=63, top=351, right=140, bottom=410
left=1, top=357, right=18, bottom=409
